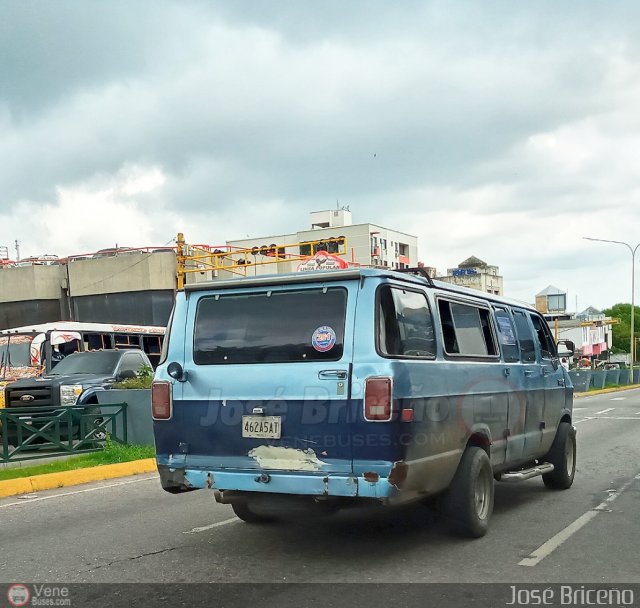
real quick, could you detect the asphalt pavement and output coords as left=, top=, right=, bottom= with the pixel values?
left=1, top=390, right=639, bottom=588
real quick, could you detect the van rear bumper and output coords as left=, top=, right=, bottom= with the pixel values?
left=159, top=465, right=398, bottom=499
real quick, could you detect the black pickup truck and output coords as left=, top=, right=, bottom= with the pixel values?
left=3, top=349, right=152, bottom=440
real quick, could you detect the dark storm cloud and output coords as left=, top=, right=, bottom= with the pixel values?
left=0, top=0, right=196, bottom=116
left=3, top=0, right=635, bottom=207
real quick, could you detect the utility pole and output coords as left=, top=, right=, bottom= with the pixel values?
left=583, top=237, right=640, bottom=383
left=14, top=239, right=20, bottom=261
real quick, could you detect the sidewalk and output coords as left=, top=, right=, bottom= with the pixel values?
left=574, top=383, right=640, bottom=397
left=0, top=458, right=157, bottom=498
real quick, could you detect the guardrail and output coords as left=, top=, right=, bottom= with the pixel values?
left=0, top=403, right=128, bottom=463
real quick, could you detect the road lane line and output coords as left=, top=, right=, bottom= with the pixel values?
left=573, top=408, right=586, bottom=411
left=519, top=473, right=640, bottom=567
left=573, top=417, right=594, bottom=424
left=184, top=518, right=239, bottom=534
left=594, top=407, right=615, bottom=415
left=610, top=397, right=626, bottom=401
left=0, top=475, right=157, bottom=509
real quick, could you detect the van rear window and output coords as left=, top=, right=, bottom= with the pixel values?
left=193, top=288, right=347, bottom=364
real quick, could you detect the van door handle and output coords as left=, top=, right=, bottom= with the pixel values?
left=524, top=369, right=534, bottom=377
left=318, top=370, right=348, bottom=379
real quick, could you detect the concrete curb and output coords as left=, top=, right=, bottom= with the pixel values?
left=0, top=458, right=157, bottom=498
left=575, top=384, right=640, bottom=398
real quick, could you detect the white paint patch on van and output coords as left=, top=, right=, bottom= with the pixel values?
left=248, top=446, right=327, bottom=471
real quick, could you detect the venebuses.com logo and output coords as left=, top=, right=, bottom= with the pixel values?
left=7, top=583, right=71, bottom=607
left=7, top=585, right=30, bottom=608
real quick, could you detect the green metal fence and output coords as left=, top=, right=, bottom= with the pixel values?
left=0, top=403, right=128, bottom=463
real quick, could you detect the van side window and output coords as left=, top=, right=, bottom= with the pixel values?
left=378, top=287, right=435, bottom=358
left=438, top=300, right=497, bottom=357
left=512, top=310, right=536, bottom=362
left=530, top=314, right=556, bottom=360
left=494, top=307, right=519, bottom=362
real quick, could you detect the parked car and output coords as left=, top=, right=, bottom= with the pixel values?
left=2, top=349, right=152, bottom=443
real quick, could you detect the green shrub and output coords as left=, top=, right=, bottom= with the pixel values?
left=113, top=364, right=154, bottom=389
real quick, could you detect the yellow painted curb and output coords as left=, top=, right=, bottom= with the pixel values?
left=0, top=458, right=157, bottom=498
left=575, top=384, right=640, bottom=397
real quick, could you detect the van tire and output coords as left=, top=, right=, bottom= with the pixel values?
left=443, top=446, right=494, bottom=538
left=542, top=422, right=576, bottom=490
left=231, top=500, right=276, bottom=524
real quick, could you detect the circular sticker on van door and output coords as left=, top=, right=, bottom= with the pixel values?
left=312, top=326, right=337, bottom=352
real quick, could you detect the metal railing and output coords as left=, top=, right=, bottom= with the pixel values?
left=0, top=403, right=128, bottom=463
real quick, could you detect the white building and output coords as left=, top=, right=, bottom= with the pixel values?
left=218, top=209, right=418, bottom=277
left=436, top=256, right=503, bottom=296
left=536, top=286, right=613, bottom=359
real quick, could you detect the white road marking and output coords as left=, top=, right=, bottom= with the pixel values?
left=610, top=397, right=626, bottom=401
left=183, top=518, right=239, bottom=534
left=574, top=416, right=640, bottom=423
left=573, top=407, right=586, bottom=411
left=0, top=475, right=157, bottom=509
left=594, top=407, right=615, bottom=415
left=519, top=473, right=640, bottom=567
left=573, top=417, right=594, bottom=424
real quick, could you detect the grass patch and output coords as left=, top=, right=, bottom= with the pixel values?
left=0, top=438, right=155, bottom=481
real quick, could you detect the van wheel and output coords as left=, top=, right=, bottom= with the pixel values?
left=542, top=422, right=576, bottom=490
left=443, top=446, right=494, bottom=538
left=231, top=501, right=276, bottom=524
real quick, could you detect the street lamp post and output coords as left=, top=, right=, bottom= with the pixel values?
left=583, top=237, right=640, bottom=383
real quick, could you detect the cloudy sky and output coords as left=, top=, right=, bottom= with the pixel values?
left=1, top=0, right=639, bottom=310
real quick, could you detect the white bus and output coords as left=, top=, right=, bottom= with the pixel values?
left=0, top=321, right=165, bottom=389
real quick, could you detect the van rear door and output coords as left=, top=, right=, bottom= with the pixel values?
left=179, top=277, right=357, bottom=475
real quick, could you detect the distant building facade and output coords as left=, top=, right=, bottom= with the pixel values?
left=436, top=256, right=503, bottom=296
left=0, top=251, right=176, bottom=330
left=0, top=210, right=418, bottom=329
left=222, top=209, right=418, bottom=278
left=535, top=285, right=567, bottom=314
left=535, top=286, right=612, bottom=358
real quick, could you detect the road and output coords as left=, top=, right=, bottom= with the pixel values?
left=1, top=389, right=639, bottom=592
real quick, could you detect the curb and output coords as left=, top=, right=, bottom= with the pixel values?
left=575, top=384, right=640, bottom=398
left=0, top=458, right=157, bottom=498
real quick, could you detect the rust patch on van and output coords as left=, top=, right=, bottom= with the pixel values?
left=388, top=461, right=408, bottom=488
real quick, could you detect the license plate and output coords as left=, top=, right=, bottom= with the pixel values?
left=242, top=416, right=281, bottom=439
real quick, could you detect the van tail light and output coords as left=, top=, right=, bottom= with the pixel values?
left=364, top=377, right=393, bottom=422
left=152, top=381, right=172, bottom=420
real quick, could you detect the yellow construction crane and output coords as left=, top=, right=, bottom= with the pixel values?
left=176, top=233, right=349, bottom=290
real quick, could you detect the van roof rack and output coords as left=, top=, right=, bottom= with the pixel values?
left=394, top=267, right=435, bottom=286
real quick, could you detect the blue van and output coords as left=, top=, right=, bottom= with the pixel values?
left=152, top=268, right=576, bottom=537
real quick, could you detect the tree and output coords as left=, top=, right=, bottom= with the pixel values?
left=602, top=303, right=640, bottom=353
